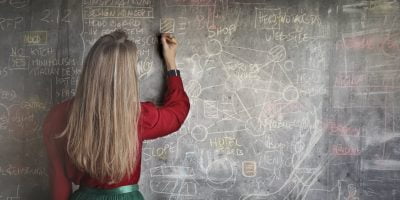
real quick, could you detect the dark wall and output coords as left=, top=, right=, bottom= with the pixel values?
left=0, top=0, right=399, bottom=199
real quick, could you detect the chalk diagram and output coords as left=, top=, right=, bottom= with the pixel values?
left=142, top=34, right=332, bottom=199
left=0, top=102, right=43, bottom=142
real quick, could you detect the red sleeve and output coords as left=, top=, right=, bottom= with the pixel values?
left=42, top=103, right=72, bottom=200
left=141, top=76, right=190, bottom=140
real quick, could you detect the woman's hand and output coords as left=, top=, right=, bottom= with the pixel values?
left=161, top=33, right=178, bottom=70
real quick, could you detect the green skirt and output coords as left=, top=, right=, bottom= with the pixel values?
left=70, top=184, right=144, bottom=200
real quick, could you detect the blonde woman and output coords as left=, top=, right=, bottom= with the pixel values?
left=43, top=30, right=190, bottom=200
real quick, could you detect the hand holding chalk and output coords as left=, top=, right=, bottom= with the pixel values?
left=161, top=33, right=178, bottom=70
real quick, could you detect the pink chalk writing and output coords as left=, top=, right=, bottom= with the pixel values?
left=324, top=121, right=360, bottom=136
left=331, top=144, right=360, bottom=156
left=334, top=73, right=364, bottom=87
left=336, top=35, right=399, bottom=50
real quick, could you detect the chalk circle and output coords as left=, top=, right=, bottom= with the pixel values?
left=186, top=80, right=202, bottom=98
left=294, top=141, right=305, bottom=153
left=245, top=117, right=265, bottom=136
left=224, top=76, right=242, bottom=91
left=0, top=104, right=8, bottom=131
left=206, top=39, right=222, bottom=56
left=269, top=45, right=286, bottom=62
left=284, top=60, right=294, bottom=71
left=206, top=159, right=234, bottom=185
left=283, top=85, right=299, bottom=102
left=10, top=0, right=30, bottom=8
left=191, top=125, right=208, bottom=142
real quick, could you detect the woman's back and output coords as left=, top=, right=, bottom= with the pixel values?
left=43, top=30, right=189, bottom=200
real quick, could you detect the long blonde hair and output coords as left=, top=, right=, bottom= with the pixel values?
left=59, top=30, right=140, bottom=183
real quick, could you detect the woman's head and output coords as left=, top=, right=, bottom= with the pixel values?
left=60, top=30, right=140, bottom=183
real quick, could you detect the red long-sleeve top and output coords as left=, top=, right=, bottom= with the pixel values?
left=43, top=76, right=190, bottom=200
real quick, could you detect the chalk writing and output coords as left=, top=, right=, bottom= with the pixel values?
left=0, top=67, right=8, bottom=78
left=83, top=7, right=154, bottom=19
left=143, top=144, right=175, bottom=161
left=0, top=17, right=23, bottom=31
left=264, top=30, right=310, bottom=43
left=337, top=34, right=399, bottom=50
left=225, top=61, right=260, bottom=79
left=40, top=9, right=71, bottom=24
left=29, top=47, right=54, bottom=56
left=29, top=66, right=80, bottom=77
left=83, top=0, right=152, bottom=6
left=56, top=88, right=76, bottom=99
left=209, top=136, right=244, bottom=156
left=85, top=18, right=142, bottom=28
left=265, top=118, right=310, bottom=130
left=0, top=165, right=47, bottom=176
left=8, top=104, right=39, bottom=139
left=23, top=31, right=47, bottom=45
left=208, top=23, right=237, bottom=39
left=255, top=8, right=321, bottom=30
left=8, top=48, right=28, bottom=70
left=299, top=85, right=327, bottom=97
left=335, top=74, right=365, bottom=87
left=264, top=135, right=287, bottom=150
left=263, top=102, right=304, bottom=114
left=295, top=69, right=322, bottom=84
left=324, top=121, right=360, bottom=136
left=0, top=0, right=29, bottom=8
left=331, top=144, right=360, bottom=156
left=30, top=57, right=77, bottom=67
left=21, top=97, right=47, bottom=112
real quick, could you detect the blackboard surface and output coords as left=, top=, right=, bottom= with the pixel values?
left=0, top=0, right=399, bottom=199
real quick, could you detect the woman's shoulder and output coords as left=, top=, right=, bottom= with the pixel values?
left=49, top=98, right=74, bottom=116
left=43, top=98, right=74, bottom=130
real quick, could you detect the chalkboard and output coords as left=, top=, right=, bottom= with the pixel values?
left=0, top=0, right=399, bottom=199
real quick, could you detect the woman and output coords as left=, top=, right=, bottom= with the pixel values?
left=43, top=30, right=190, bottom=200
